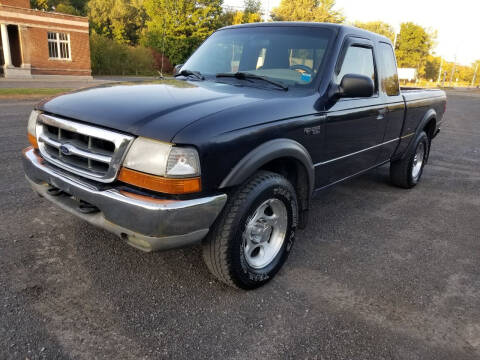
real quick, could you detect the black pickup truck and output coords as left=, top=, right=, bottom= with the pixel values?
left=23, top=23, right=446, bottom=289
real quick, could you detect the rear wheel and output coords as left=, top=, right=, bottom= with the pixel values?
left=202, top=171, right=298, bottom=289
left=390, top=131, right=430, bottom=188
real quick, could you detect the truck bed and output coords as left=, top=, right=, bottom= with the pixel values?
left=401, top=87, right=446, bottom=101
left=392, top=88, right=447, bottom=160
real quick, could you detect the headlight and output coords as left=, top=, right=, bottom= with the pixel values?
left=123, top=137, right=201, bottom=178
left=123, top=137, right=172, bottom=176
left=27, top=110, right=39, bottom=137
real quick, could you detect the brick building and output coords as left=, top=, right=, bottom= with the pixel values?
left=0, top=0, right=91, bottom=78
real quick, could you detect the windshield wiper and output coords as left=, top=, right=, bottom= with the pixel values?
left=174, top=69, right=205, bottom=80
left=216, top=72, right=288, bottom=91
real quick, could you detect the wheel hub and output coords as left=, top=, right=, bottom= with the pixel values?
left=243, top=199, right=288, bottom=269
left=412, top=142, right=425, bottom=180
left=248, top=221, right=273, bottom=244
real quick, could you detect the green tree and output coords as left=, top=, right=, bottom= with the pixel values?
left=30, top=0, right=49, bottom=10
left=88, top=0, right=147, bottom=45
left=353, top=21, right=395, bottom=42
left=473, top=60, right=480, bottom=86
left=220, top=0, right=262, bottom=27
left=244, top=0, right=260, bottom=13
left=456, top=63, right=474, bottom=83
left=423, top=58, right=478, bottom=84
left=31, top=0, right=87, bottom=15
left=424, top=55, right=441, bottom=81
left=240, top=0, right=262, bottom=23
left=271, top=0, right=344, bottom=23
left=218, top=8, right=236, bottom=27
left=56, top=2, right=80, bottom=15
left=229, top=10, right=261, bottom=24
left=395, top=22, right=436, bottom=77
left=142, top=0, right=223, bottom=65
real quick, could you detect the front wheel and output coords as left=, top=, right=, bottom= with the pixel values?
left=390, top=131, right=430, bottom=188
left=202, top=171, right=298, bottom=289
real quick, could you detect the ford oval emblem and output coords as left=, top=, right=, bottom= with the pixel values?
left=59, top=144, right=71, bottom=155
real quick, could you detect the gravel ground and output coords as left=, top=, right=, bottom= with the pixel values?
left=0, top=90, right=479, bottom=360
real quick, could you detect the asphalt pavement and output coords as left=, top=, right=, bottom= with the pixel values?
left=0, top=90, right=479, bottom=359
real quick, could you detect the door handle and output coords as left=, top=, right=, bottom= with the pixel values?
left=377, top=108, right=387, bottom=120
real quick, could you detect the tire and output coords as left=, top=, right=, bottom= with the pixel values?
left=202, top=171, right=298, bottom=290
left=390, top=131, right=430, bottom=189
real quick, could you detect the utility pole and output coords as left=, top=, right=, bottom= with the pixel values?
left=472, top=63, right=478, bottom=87
left=265, top=0, right=270, bottom=20
left=437, top=58, right=443, bottom=84
left=449, top=55, right=456, bottom=87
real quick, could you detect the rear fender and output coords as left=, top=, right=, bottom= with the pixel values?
left=398, top=109, right=436, bottom=161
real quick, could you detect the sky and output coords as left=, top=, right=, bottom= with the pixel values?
left=223, top=0, right=480, bottom=65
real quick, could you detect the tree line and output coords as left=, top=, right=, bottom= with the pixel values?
left=30, top=0, right=480, bottom=84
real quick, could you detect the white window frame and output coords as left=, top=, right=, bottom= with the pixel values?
left=48, top=32, right=71, bottom=61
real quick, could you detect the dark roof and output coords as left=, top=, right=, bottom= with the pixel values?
left=220, top=21, right=342, bottom=30
left=218, top=22, right=392, bottom=44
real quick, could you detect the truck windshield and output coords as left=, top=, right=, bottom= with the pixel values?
left=182, top=26, right=333, bottom=88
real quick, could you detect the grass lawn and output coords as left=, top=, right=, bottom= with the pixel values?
left=0, top=88, right=73, bottom=98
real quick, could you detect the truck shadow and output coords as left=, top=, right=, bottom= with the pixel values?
left=75, top=164, right=395, bottom=292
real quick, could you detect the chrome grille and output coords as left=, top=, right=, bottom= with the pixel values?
left=36, top=114, right=133, bottom=183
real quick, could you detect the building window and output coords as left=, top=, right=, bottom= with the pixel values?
left=48, top=32, right=71, bottom=60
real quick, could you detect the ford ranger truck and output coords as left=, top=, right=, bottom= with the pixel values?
left=23, top=23, right=446, bottom=289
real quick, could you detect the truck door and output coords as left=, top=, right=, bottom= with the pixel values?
left=318, top=37, right=388, bottom=186
left=376, top=42, right=404, bottom=162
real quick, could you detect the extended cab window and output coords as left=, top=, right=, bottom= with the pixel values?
left=379, top=42, right=400, bottom=96
left=336, top=46, right=376, bottom=93
left=182, top=27, right=333, bottom=87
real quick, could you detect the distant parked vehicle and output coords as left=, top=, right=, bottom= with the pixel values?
left=23, top=23, right=446, bottom=289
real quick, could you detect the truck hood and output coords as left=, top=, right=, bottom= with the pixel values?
left=37, top=79, right=263, bottom=142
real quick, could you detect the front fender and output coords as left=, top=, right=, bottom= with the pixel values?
left=219, top=138, right=315, bottom=194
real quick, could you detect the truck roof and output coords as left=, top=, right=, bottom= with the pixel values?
left=219, top=22, right=392, bottom=45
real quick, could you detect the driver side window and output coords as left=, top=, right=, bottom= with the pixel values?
left=337, top=45, right=376, bottom=93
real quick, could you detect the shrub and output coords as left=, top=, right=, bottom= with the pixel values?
left=90, top=32, right=156, bottom=76
left=151, top=49, right=173, bottom=74
left=143, top=32, right=204, bottom=66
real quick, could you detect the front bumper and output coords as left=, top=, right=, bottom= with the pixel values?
left=23, top=147, right=227, bottom=252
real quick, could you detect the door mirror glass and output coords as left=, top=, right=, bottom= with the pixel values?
left=340, top=74, right=374, bottom=98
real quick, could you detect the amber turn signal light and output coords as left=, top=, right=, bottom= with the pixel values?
left=118, top=167, right=201, bottom=194
left=28, top=133, right=39, bottom=149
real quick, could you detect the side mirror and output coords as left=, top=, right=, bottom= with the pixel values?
left=173, top=63, right=184, bottom=76
left=339, top=74, right=374, bottom=98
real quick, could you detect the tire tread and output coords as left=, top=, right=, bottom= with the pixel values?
left=390, top=131, right=429, bottom=189
left=202, top=171, right=289, bottom=288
